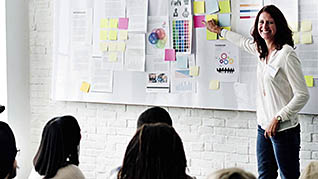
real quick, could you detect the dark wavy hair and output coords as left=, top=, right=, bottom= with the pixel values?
left=251, top=5, right=294, bottom=59
left=33, top=115, right=81, bottom=178
left=118, top=123, right=188, bottom=179
left=137, top=106, right=172, bottom=128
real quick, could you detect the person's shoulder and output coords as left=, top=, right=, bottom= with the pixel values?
left=53, top=164, right=85, bottom=179
left=281, top=44, right=294, bottom=54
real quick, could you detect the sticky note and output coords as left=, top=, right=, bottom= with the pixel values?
left=289, top=21, right=298, bottom=32
left=118, top=18, right=129, bottom=30
left=304, top=76, right=313, bottom=87
left=218, top=14, right=231, bottom=27
left=292, top=32, right=299, bottom=44
left=109, top=18, right=118, bottom=28
left=301, top=20, right=312, bottom=32
left=100, top=30, right=108, bottom=40
left=99, top=42, right=109, bottom=51
left=117, top=42, right=126, bottom=51
left=194, top=15, right=206, bottom=28
left=109, top=52, right=118, bottom=62
left=165, top=49, right=176, bottom=61
left=301, top=32, right=312, bottom=44
left=100, top=18, right=109, bottom=28
left=206, top=14, right=218, bottom=40
left=108, top=42, right=117, bottom=51
left=119, top=30, right=128, bottom=40
left=209, top=80, right=219, bottom=90
left=219, top=0, right=231, bottom=14
left=190, top=66, right=199, bottom=76
left=219, top=26, right=231, bottom=40
left=194, top=1, right=205, bottom=14
left=80, top=81, right=90, bottom=93
left=176, top=56, right=188, bottom=69
left=109, top=30, right=118, bottom=40
left=206, top=0, right=219, bottom=14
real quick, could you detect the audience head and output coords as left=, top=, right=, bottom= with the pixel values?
left=0, top=121, right=18, bottom=179
left=137, top=106, right=172, bottom=128
left=118, top=123, right=188, bottom=179
left=33, top=115, right=81, bottom=178
left=208, top=168, right=256, bottom=179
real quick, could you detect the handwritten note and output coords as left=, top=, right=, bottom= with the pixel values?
left=80, top=81, right=90, bottom=93
left=209, top=80, right=219, bottom=90
left=165, top=49, right=176, bottom=61
left=194, top=1, right=205, bottom=14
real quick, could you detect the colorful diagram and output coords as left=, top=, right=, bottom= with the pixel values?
left=148, top=28, right=167, bottom=49
left=172, top=20, right=191, bottom=53
left=216, top=52, right=235, bottom=73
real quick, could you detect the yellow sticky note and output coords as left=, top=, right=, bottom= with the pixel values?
left=109, top=52, right=118, bottom=62
left=219, top=26, right=231, bottom=40
left=108, top=42, right=117, bottom=51
left=80, top=81, right=90, bottom=93
left=301, top=20, right=312, bottom=32
left=119, top=30, right=128, bottom=40
left=117, top=42, right=126, bottom=51
left=304, top=76, right=313, bottom=87
left=289, top=21, right=298, bottom=32
left=99, top=42, right=109, bottom=51
left=189, top=66, right=199, bottom=76
left=209, top=80, right=219, bottom=90
left=301, top=32, right=312, bottom=44
left=100, top=30, right=108, bottom=40
left=206, top=14, right=218, bottom=40
left=109, top=30, right=118, bottom=40
left=100, top=18, right=109, bottom=28
left=109, top=18, right=118, bottom=28
left=193, top=1, right=205, bottom=14
left=219, top=0, right=231, bottom=14
left=292, top=32, right=299, bottom=44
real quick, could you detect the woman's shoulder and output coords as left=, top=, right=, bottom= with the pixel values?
left=281, top=44, right=295, bottom=54
left=53, top=164, right=85, bottom=179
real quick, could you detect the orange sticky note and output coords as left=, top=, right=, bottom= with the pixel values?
left=80, top=81, right=90, bottom=93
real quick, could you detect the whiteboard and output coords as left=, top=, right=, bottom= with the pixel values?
left=52, top=0, right=318, bottom=114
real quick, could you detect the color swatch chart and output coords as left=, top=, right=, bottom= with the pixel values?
left=172, top=20, right=191, bottom=54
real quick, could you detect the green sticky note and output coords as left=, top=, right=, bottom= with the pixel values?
left=100, top=18, right=109, bottom=28
left=193, top=1, right=205, bottom=14
left=100, top=30, right=108, bottom=40
left=119, top=30, right=128, bottom=40
left=301, top=32, right=312, bottom=44
left=109, top=30, right=118, bottom=40
left=301, top=20, right=312, bottom=32
left=219, top=0, right=231, bottom=14
left=206, top=14, right=218, bottom=40
left=209, top=80, right=219, bottom=90
left=304, top=76, right=313, bottom=87
left=109, top=52, right=118, bottom=62
left=109, top=18, right=118, bottom=28
left=190, top=66, right=200, bottom=76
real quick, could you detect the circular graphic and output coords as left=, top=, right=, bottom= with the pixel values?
left=155, top=28, right=166, bottom=40
left=148, top=28, right=167, bottom=48
left=229, top=58, right=234, bottom=64
left=220, top=53, right=227, bottom=60
left=223, top=59, right=229, bottom=65
left=148, top=32, right=158, bottom=44
left=219, top=59, right=224, bottom=64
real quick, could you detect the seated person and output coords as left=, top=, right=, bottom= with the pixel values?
left=0, top=121, right=18, bottom=179
left=118, top=123, right=194, bottom=179
left=208, top=167, right=256, bottom=179
left=109, top=106, right=173, bottom=178
left=28, top=115, right=85, bottom=179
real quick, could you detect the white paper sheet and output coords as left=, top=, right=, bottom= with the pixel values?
left=71, top=9, right=93, bottom=45
left=127, top=0, right=148, bottom=32
left=125, top=33, right=146, bottom=72
left=90, top=57, right=114, bottom=93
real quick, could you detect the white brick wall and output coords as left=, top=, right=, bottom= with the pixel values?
left=28, top=0, right=318, bottom=179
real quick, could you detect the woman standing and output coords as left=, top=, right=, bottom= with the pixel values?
left=205, top=5, right=309, bottom=179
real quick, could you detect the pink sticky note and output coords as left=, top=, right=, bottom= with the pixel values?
left=194, top=15, right=205, bottom=28
left=118, top=18, right=129, bottom=30
left=165, top=49, right=176, bottom=61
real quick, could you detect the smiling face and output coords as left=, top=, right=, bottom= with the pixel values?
left=258, top=12, right=276, bottom=44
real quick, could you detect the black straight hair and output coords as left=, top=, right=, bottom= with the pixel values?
left=137, top=106, right=172, bottom=128
left=33, top=115, right=81, bottom=178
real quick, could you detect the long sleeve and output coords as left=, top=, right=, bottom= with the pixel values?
left=224, top=30, right=259, bottom=56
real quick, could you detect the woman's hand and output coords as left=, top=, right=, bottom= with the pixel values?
left=264, top=117, right=280, bottom=139
left=202, top=19, right=222, bottom=34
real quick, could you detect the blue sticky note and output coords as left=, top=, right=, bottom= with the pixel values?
left=176, top=56, right=188, bottom=69
left=206, top=0, right=219, bottom=14
left=218, top=14, right=231, bottom=27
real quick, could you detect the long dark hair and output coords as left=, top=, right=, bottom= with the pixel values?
left=33, top=115, right=81, bottom=178
left=118, top=123, right=188, bottom=179
left=251, top=5, right=294, bottom=59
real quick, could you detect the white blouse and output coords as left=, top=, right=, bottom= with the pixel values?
left=28, top=164, right=85, bottom=179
